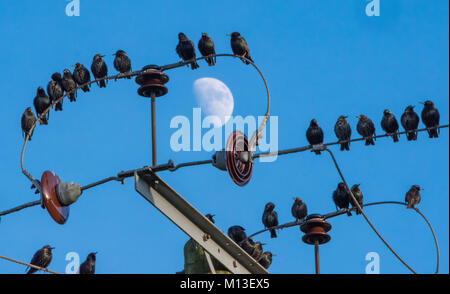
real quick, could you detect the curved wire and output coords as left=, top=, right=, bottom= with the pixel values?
left=247, top=200, right=440, bottom=274
left=325, top=148, right=417, bottom=273
left=0, top=255, right=60, bottom=274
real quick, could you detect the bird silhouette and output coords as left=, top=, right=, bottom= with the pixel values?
left=228, top=226, right=247, bottom=244
left=333, top=182, right=352, bottom=216
left=357, top=115, right=376, bottom=145
left=62, top=69, right=77, bottom=102
left=79, top=252, right=97, bottom=274
left=73, top=63, right=91, bottom=92
left=291, top=197, right=307, bottom=221
left=198, top=33, right=216, bottom=66
left=47, top=73, right=64, bottom=111
left=262, top=202, right=278, bottom=238
left=401, top=105, right=420, bottom=141
left=258, top=252, right=273, bottom=269
left=176, top=33, right=199, bottom=70
left=334, top=115, right=351, bottom=151
left=306, top=119, right=324, bottom=154
left=26, top=245, right=54, bottom=274
left=228, top=32, right=253, bottom=64
left=21, top=107, right=36, bottom=140
left=91, top=54, right=108, bottom=88
left=33, top=87, right=51, bottom=125
left=350, top=184, right=364, bottom=215
left=113, top=50, right=132, bottom=79
left=381, top=109, right=399, bottom=142
left=405, top=185, right=423, bottom=209
left=420, top=100, right=440, bottom=138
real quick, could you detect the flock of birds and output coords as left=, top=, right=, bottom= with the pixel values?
left=20, top=32, right=252, bottom=140
left=307, top=102, right=440, bottom=152
left=25, top=247, right=96, bottom=274
left=226, top=182, right=426, bottom=269
left=17, top=31, right=442, bottom=273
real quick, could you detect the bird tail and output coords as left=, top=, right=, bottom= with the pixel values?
left=428, top=128, right=439, bottom=138
left=392, top=133, right=399, bottom=142
left=270, top=229, right=277, bottom=238
left=69, top=92, right=76, bottom=102
left=340, top=142, right=350, bottom=151
left=81, top=85, right=90, bottom=92
left=241, top=55, right=252, bottom=65
left=206, top=57, right=215, bottom=66
left=99, top=80, right=106, bottom=88
left=406, top=201, right=413, bottom=209
left=191, top=60, right=200, bottom=70
left=406, top=131, right=417, bottom=141
left=366, top=138, right=375, bottom=145
left=40, top=116, right=48, bottom=125
left=55, top=101, right=63, bottom=111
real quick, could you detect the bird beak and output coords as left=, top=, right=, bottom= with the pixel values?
left=272, top=254, right=277, bottom=256
left=356, top=116, right=360, bottom=119
left=420, top=188, right=424, bottom=190
left=344, top=116, right=348, bottom=118
left=419, top=102, right=425, bottom=104
left=51, top=247, right=55, bottom=249
left=226, top=34, right=231, bottom=36
left=101, top=55, right=105, bottom=58
left=94, top=252, right=98, bottom=254
left=72, top=64, right=76, bottom=67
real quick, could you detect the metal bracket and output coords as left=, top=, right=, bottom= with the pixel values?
left=134, top=170, right=268, bottom=274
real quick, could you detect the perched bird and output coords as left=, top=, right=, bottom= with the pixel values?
left=252, top=242, right=264, bottom=261
left=401, top=106, right=420, bottom=141
left=91, top=54, right=108, bottom=88
left=357, top=115, right=376, bottom=145
left=228, top=226, right=247, bottom=244
left=79, top=252, right=97, bottom=274
left=228, top=32, right=253, bottom=65
left=21, top=107, right=36, bottom=140
left=262, top=202, right=278, bottom=238
left=291, top=197, right=307, bottom=221
left=334, top=115, right=352, bottom=151
left=381, top=109, right=399, bottom=142
left=73, top=63, right=91, bottom=92
left=47, top=73, right=64, bottom=111
left=205, top=213, right=215, bottom=223
left=333, top=182, right=352, bottom=216
left=306, top=119, right=324, bottom=154
left=420, top=100, right=440, bottom=138
left=26, top=245, right=54, bottom=274
left=258, top=252, right=273, bottom=269
left=113, top=50, right=132, bottom=79
left=405, top=185, right=423, bottom=209
left=240, top=238, right=264, bottom=260
left=198, top=33, right=216, bottom=66
left=176, top=33, right=199, bottom=70
left=33, top=87, right=51, bottom=125
left=350, top=184, right=364, bottom=215
left=62, top=69, right=77, bottom=102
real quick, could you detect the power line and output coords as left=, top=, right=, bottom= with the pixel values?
left=0, top=255, right=60, bottom=274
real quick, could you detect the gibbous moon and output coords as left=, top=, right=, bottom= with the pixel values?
left=193, top=78, right=234, bottom=128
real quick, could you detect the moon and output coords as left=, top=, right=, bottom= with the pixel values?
left=193, top=78, right=234, bottom=128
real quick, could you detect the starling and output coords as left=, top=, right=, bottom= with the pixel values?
left=381, top=109, right=399, bottom=142
left=333, top=182, right=352, bottom=216
left=334, top=115, right=352, bottom=151
left=252, top=242, right=264, bottom=261
left=21, top=107, right=36, bottom=140
left=228, top=226, right=247, bottom=244
left=198, top=33, right=216, bottom=66
left=79, top=252, right=97, bottom=274
left=62, top=69, right=77, bottom=102
left=240, top=238, right=264, bottom=260
left=113, top=50, right=132, bottom=79
left=26, top=245, right=54, bottom=274
left=205, top=213, right=215, bottom=223
left=176, top=33, right=199, bottom=70
left=306, top=119, right=324, bottom=154
left=258, top=252, right=273, bottom=269
left=401, top=105, right=420, bottom=141
left=91, top=54, right=108, bottom=88
left=33, top=87, right=51, bottom=125
left=73, top=63, right=91, bottom=92
left=291, top=197, right=307, bottom=221
left=228, top=32, right=253, bottom=65
left=350, top=184, right=364, bottom=215
left=357, top=115, right=376, bottom=145
left=47, top=73, right=64, bottom=111
left=262, top=202, right=278, bottom=238
left=405, top=185, right=423, bottom=209
left=420, top=100, right=440, bottom=138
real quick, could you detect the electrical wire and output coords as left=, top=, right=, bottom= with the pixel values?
left=0, top=255, right=60, bottom=274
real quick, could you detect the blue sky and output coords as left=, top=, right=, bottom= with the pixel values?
left=0, top=0, right=448, bottom=274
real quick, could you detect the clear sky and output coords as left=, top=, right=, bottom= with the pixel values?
left=0, top=0, right=448, bottom=274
